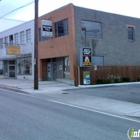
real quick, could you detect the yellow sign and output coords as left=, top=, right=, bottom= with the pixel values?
left=83, top=59, right=92, bottom=66
left=7, top=46, right=20, bottom=55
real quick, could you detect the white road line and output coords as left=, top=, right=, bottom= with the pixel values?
left=0, top=88, right=140, bottom=123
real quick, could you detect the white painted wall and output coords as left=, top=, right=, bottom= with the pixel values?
left=0, top=20, right=34, bottom=80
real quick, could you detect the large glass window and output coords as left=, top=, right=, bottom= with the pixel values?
left=0, top=38, right=3, bottom=48
left=128, top=27, right=135, bottom=40
left=26, top=29, right=31, bottom=43
left=81, top=20, right=102, bottom=38
left=4, top=36, right=8, bottom=48
left=55, top=19, right=68, bottom=37
left=0, top=61, right=3, bottom=75
left=17, top=57, right=32, bottom=75
left=9, top=35, right=13, bottom=45
left=14, top=33, right=19, bottom=45
left=64, top=57, right=70, bottom=79
left=20, top=31, right=25, bottom=44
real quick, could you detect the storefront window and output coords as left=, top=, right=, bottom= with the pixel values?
left=17, top=57, right=32, bottom=75
left=64, top=57, right=70, bottom=78
left=3, top=61, right=8, bottom=76
left=0, top=61, right=3, bottom=75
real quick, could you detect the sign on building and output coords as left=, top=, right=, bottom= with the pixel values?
left=80, top=48, right=92, bottom=67
left=6, top=46, right=20, bottom=55
left=83, top=71, right=90, bottom=84
left=41, top=20, right=53, bottom=37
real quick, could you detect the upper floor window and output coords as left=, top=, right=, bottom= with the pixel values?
left=128, top=26, right=135, bottom=41
left=9, top=35, right=13, bottom=45
left=0, top=38, right=3, bottom=49
left=55, top=19, right=68, bottom=37
left=26, top=29, right=31, bottom=43
left=81, top=20, right=102, bottom=38
left=4, top=36, right=8, bottom=48
left=20, top=31, right=25, bottom=44
left=14, top=33, right=19, bottom=45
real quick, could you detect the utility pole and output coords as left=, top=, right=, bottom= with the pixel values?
left=34, top=0, right=39, bottom=89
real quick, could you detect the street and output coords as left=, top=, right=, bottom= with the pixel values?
left=66, top=84, right=140, bottom=104
left=0, top=89, right=139, bottom=140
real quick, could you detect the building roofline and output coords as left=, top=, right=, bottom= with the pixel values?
left=0, top=19, right=34, bottom=34
left=39, top=3, right=74, bottom=19
left=74, top=5, right=140, bottom=20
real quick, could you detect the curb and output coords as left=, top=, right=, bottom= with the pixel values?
left=78, top=82, right=140, bottom=88
left=0, top=85, right=30, bottom=94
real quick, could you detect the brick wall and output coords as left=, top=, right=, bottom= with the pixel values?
left=38, top=4, right=76, bottom=80
left=74, top=6, right=140, bottom=66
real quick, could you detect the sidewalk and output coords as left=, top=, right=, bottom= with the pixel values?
left=0, top=78, right=140, bottom=119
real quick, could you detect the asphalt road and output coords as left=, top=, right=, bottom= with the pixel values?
left=0, top=89, right=139, bottom=140
left=66, top=84, right=140, bottom=104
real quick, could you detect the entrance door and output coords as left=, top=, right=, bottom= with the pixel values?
left=9, top=66, right=15, bottom=77
left=53, top=63, right=57, bottom=80
left=47, top=63, right=51, bottom=80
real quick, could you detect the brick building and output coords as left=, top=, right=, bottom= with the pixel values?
left=1, top=3, right=139, bottom=84
left=38, top=3, right=140, bottom=85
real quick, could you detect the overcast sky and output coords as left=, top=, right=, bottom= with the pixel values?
left=0, top=0, right=140, bottom=32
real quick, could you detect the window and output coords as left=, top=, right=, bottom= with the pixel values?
left=128, top=27, right=135, bottom=40
left=0, top=61, right=3, bottom=75
left=4, top=36, right=8, bottom=48
left=9, top=35, right=13, bottom=45
left=64, top=57, right=70, bottom=79
left=0, top=38, right=3, bottom=48
left=81, top=20, right=102, bottom=38
left=55, top=19, right=68, bottom=37
left=17, top=57, right=32, bottom=75
left=14, top=33, right=18, bottom=45
left=26, top=29, right=31, bottom=43
left=20, top=31, right=25, bottom=44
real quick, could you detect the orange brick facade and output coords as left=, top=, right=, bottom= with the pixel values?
left=38, top=4, right=76, bottom=81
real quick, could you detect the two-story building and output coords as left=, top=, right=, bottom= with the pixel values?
left=38, top=3, right=140, bottom=85
left=1, top=3, right=140, bottom=85
left=0, top=20, right=34, bottom=80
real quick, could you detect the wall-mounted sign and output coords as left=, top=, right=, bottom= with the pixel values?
left=6, top=46, right=20, bottom=55
left=41, top=20, right=53, bottom=37
left=94, top=65, right=97, bottom=70
left=83, top=71, right=90, bottom=85
left=82, top=48, right=92, bottom=67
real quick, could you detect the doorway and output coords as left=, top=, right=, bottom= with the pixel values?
left=52, top=63, right=57, bottom=80
left=9, top=66, right=15, bottom=77
left=47, top=61, right=57, bottom=81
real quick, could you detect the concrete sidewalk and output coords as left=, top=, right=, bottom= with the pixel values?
left=0, top=78, right=140, bottom=120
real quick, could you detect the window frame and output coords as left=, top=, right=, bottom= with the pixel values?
left=17, top=56, right=32, bottom=75
left=26, top=29, right=31, bottom=43
left=4, top=36, right=8, bottom=48
left=20, top=31, right=25, bottom=44
left=81, top=20, right=102, bottom=39
left=55, top=19, right=69, bottom=38
left=127, top=25, right=135, bottom=41
left=14, top=33, right=19, bottom=45
left=0, top=38, right=3, bottom=49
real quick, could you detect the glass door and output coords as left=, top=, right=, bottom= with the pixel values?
left=53, top=63, right=57, bottom=80
left=9, top=66, right=15, bottom=77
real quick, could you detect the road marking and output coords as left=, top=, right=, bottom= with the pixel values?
left=0, top=88, right=140, bottom=123
left=42, top=98, right=140, bottom=123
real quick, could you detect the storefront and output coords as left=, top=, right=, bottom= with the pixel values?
left=1, top=54, right=33, bottom=80
left=41, top=56, right=70, bottom=81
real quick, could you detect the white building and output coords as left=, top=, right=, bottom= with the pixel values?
left=0, top=20, right=34, bottom=80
